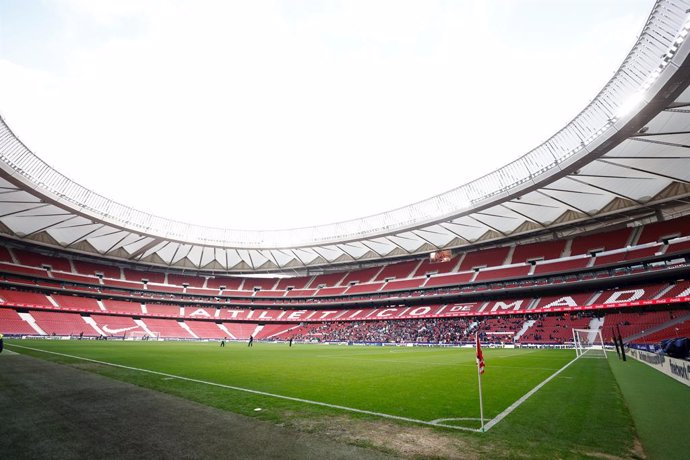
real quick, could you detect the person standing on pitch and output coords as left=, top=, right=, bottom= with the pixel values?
left=248, top=335, right=253, bottom=347
left=0, top=333, right=4, bottom=353
left=220, top=337, right=226, bottom=347
left=289, top=337, right=293, bottom=347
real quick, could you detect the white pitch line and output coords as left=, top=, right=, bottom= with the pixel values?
left=482, top=353, right=583, bottom=432
left=430, top=417, right=489, bottom=424
left=8, top=344, right=481, bottom=432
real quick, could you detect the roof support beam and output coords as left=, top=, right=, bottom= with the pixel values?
left=468, top=215, right=507, bottom=238
left=566, top=177, right=643, bottom=205
left=595, top=158, right=690, bottom=184
left=499, top=204, right=547, bottom=229
left=23, top=215, right=79, bottom=239
left=535, top=190, right=592, bottom=217
left=127, top=238, right=163, bottom=260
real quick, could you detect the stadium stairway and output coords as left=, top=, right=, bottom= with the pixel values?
left=251, top=324, right=264, bottom=338
left=514, top=320, right=536, bottom=341
left=16, top=312, right=46, bottom=335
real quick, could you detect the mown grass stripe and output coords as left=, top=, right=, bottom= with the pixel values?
left=483, top=352, right=583, bottom=431
left=9, top=344, right=482, bottom=432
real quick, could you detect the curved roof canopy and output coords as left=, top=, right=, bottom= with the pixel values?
left=1, top=0, right=690, bottom=272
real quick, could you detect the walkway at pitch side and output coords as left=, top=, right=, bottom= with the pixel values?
left=0, top=351, right=393, bottom=460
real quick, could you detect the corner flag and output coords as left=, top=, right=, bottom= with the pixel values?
left=475, top=332, right=485, bottom=432
left=476, top=332, right=485, bottom=374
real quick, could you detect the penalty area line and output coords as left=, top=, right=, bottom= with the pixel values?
left=482, top=353, right=584, bottom=432
left=9, top=344, right=480, bottom=433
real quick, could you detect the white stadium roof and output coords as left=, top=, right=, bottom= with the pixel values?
left=1, top=0, right=690, bottom=272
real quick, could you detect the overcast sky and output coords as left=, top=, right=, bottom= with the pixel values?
left=0, top=0, right=654, bottom=231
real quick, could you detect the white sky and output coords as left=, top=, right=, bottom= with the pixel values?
left=0, top=0, right=654, bottom=230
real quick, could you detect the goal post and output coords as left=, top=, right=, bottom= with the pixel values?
left=126, top=330, right=161, bottom=341
left=572, top=328, right=606, bottom=358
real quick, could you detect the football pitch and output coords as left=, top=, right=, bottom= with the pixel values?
left=6, top=340, right=687, bottom=458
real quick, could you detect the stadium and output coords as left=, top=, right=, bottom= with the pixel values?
left=1, top=1, right=690, bottom=458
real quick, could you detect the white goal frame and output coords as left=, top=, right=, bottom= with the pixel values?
left=126, top=331, right=161, bottom=341
left=572, top=328, right=606, bottom=358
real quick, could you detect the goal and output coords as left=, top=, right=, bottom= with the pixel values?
left=126, top=331, right=161, bottom=341
left=572, top=328, right=606, bottom=358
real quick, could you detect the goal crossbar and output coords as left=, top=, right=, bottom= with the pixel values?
left=126, top=331, right=161, bottom=341
left=572, top=328, right=606, bottom=358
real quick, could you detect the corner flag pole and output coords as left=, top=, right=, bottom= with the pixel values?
left=475, top=332, right=485, bottom=432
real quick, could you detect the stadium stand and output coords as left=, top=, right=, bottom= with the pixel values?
left=124, top=268, right=165, bottom=284
left=374, top=260, right=420, bottom=281
left=314, top=286, right=348, bottom=296
left=13, top=249, right=72, bottom=272
left=140, top=318, right=195, bottom=339
left=222, top=322, right=259, bottom=340
left=240, top=277, right=279, bottom=291
left=0, top=213, right=689, bottom=346
left=101, top=278, right=144, bottom=290
left=532, top=292, right=595, bottom=309
left=182, top=307, right=216, bottom=318
left=424, top=271, right=474, bottom=287
left=518, top=314, right=592, bottom=343
left=184, top=320, right=226, bottom=339
left=186, top=287, right=220, bottom=296
left=0, top=262, right=47, bottom=277
left=220, top=289, right=253, bottom=297
left=413, top=255, right=461, bottom=277
left=255, top=290, right=286, bottom=298
left=147, top=283, right=184, bottom=294
left=512, top=240, right=566, bottom=263
left=533, top=256, right=591, bottom=275
left=255, top=324, right=297, bottom=339
left=308, top=272, right=346, bottom=288
left=477, top=316, right=525, bottom=342
left=50, top=271, right=100, bottom=285
left=459, top=246, right=510, bottom=270
left=206, top=276, right=242, bottom=290
left=168, top=274, right=206, bottom=288
left=0, top=246, right=13, bottom=263
left=570, top=228, right=632, bottom=255
left=345, top=282, right=384, bottom=294
left=90, top=314, right=142, bottom=336
left=30, top=311, right=91, bottom=336
left=285, top=288, right=318, bottom=297
left=52, top=294, right=102, bottom=312
left=602, top=310, right=676, bottom=341
left=658, top=281, right=690, bottom=298
left=146, top=303, right=182, bottom=317
left=73, top=260, right=121, bottom=279
left=339, top=267, right=381, bottom=286
left=666, top=238, right=690, bottom=255
left=596, top=283, right=669, bottom=304
left=102, top=299, right=143, bottom=315
left=275, top=275, right=312, bottom=290
left=637, top=215, right=690, bottom=244
left=381, top=278, right=426, bottom=291
left=631, top=319, right=690, bottom=344
left=0, top=288, right=52, bottom=307
left=474, top=265, right=531, bottom=283
left=0, top=308, right=37, bottom=335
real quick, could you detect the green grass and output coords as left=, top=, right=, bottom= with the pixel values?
left=608, top=354, right=690, bottom=460
left=6, top=340, right=661, bottom=459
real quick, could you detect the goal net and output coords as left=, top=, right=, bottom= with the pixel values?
left=572, top=328, right=606, bottom=358
left=126, top=331, right=161, bottom=341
